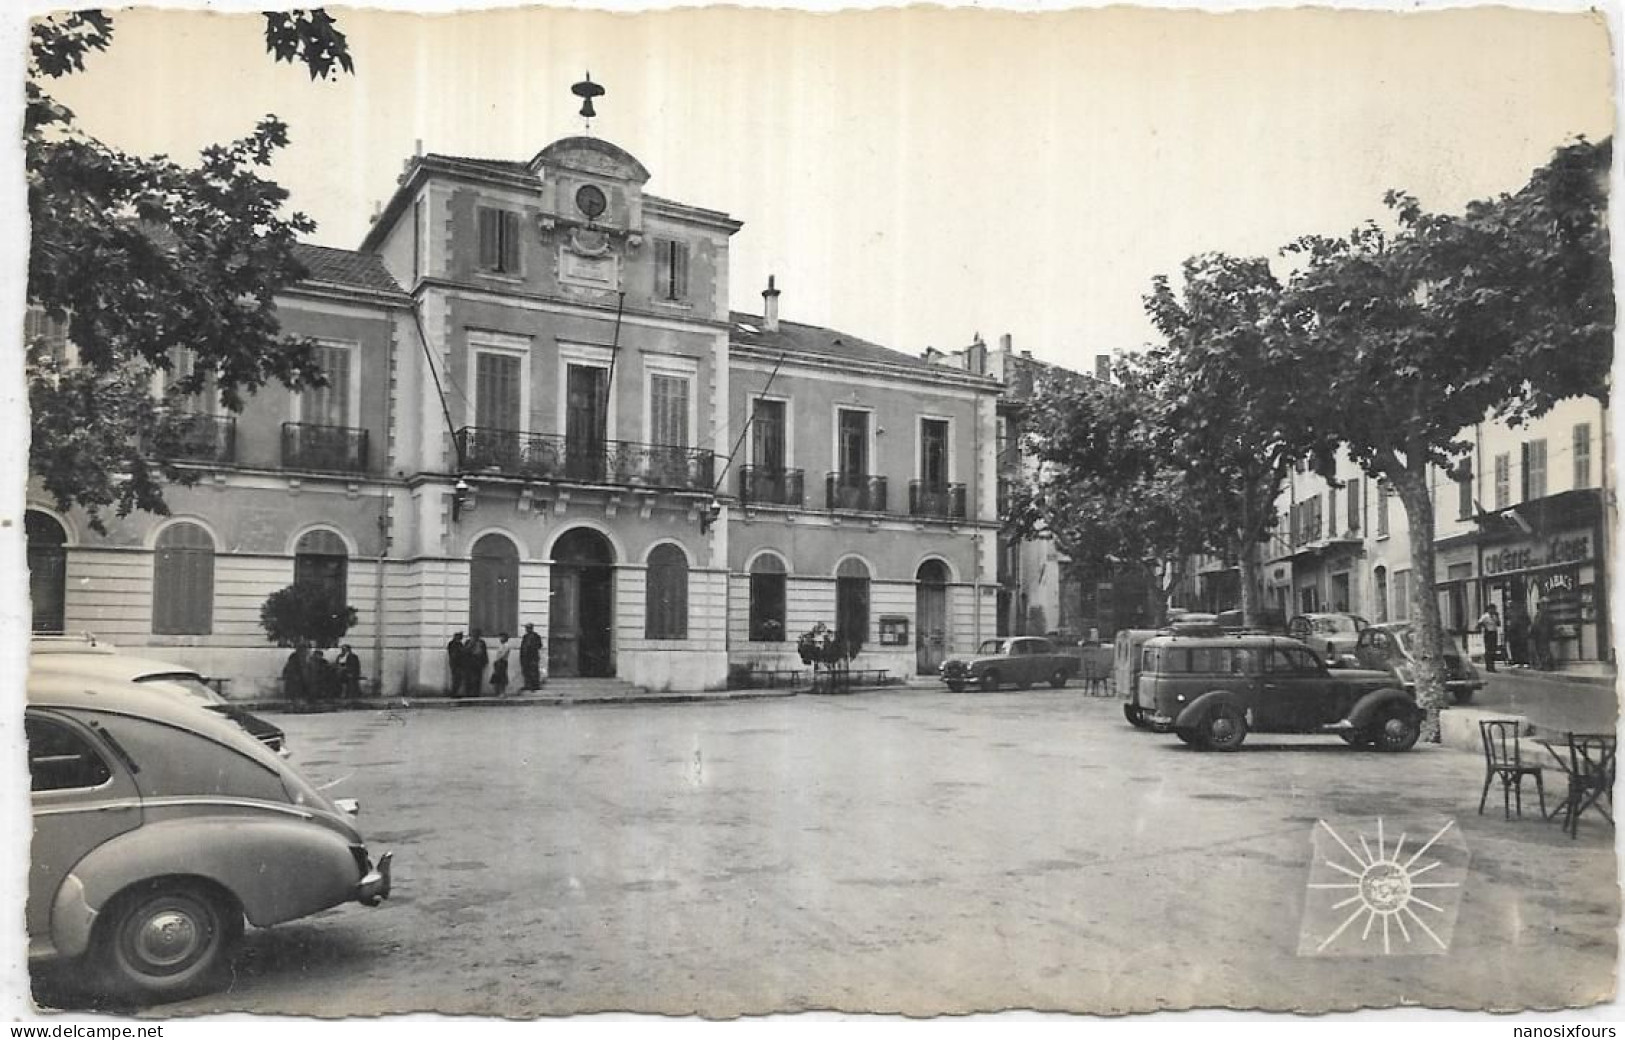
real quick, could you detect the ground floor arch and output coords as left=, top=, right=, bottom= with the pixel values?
left=551, top=527, right=616, bottom=677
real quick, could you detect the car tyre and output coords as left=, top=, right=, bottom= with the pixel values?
left=946, top=680, right=965, bottom=693
left=1371, top=704, right=1421, bottom=753
left=1124, top=703, right=1149, bottom=728
left=95, top=879, right=241, bottom=1002
left=1048, top=668, right=1068, bottom=689
left=1203, top=703, right=1248, bottom=752
left=1174, top=727, right=1201, bottom=746
left=980, top=670, right=1000, bottom=693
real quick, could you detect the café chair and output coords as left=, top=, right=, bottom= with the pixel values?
left=1478, top=719, right=1546, bottom=821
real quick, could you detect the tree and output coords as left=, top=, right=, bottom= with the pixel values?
left=260, top=583, right=357, bottom=650
left=1281, top=137, right=1612, bottom=741
left=26, top=10, right=354, bottom=533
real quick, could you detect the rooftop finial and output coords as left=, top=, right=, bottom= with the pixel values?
left=572, top=72, right=605, bottom=133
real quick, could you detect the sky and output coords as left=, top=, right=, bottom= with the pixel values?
left=13, top=1, right=1614, bottom=374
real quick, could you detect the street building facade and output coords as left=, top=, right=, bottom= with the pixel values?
left=25, top=133, right=999, bottom=696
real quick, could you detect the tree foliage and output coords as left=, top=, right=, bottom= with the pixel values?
left=26, top=9, right=354, bottom=533
left=260, top=583, right=357, bottom=649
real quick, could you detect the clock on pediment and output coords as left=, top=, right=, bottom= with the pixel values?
left=575, top=183, right=607, bottom=221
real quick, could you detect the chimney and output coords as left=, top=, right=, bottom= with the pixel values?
left=967, top=333, right=987, bottom=376
left=1000, top=333, right=1013, bottom=355
left=762, top=275, right=781, bottom=332
left=414, top=138, right=424, bottom=157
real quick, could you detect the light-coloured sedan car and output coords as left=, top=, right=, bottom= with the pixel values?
left=27, top=671, right=392, bottom=1002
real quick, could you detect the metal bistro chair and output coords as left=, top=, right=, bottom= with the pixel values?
left=1478, top=719, right=1546, bottom=821
left=1079, top=657, right=1108, bottom=697
left=1559, top=733, right=1616, bottom=839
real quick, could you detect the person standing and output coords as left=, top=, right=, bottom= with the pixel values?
left=335, top=643, right=363, bottom=700
left=520, top=623, right=543, bottom=691
left=446, top=632, right=466, bottom=698
left=282, top=640, right=310, bottom=702
left=491, top=632, right=513, bottom=698
left=1476, top=604, right=1501, bottom=673
left=464, top=629, right=489, bottom=697
left=1531, top=605, right=1555, bottom=671
left=1506, top=604, right=1531, bottom=668
left=307, top=648, right=333, bottom=701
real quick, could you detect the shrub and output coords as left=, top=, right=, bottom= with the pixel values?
left=260, top=583, right=357, bottom=649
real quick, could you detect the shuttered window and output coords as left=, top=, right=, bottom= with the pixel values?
left=477, top=206, right=521, bottom=274
left=294, top=529, right=349, bottom=609
left=752, top=400, right=786, bottom=471
left=475, top=352, right=523, bottom=431
left=1573, top=424, right=1592, bottom=489
left=1377, top=481, right=1390, bottom=537
left=1456, top=459, right=1474, bottom=520
left=469, top=533, right=519, bottom=638
left=153, top=522, right=214, bottom=635
left=1493, top=454, right=1511, bottom=510
left=838, top=410, right=868, bottom=479
left=649, top=374, right=690, bottom=450
left=654, top=238, right=689, bottom=301
left=1346, top=479, right=1362, bottom=533
left=304, top=343, right=353, bottom=428
left=646, top=544, right=688, bottom=639
left=1522, top=439, right=1547, bottom=501
left=921, top=419, right=949, bottom=490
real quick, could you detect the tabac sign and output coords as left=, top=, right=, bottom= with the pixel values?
left=1482, top=533, right=1592, bottom=577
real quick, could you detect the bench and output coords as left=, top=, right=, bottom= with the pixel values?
left=745, top=668, right=804, bottom=689
left=812, top=668, right=892, bottom=693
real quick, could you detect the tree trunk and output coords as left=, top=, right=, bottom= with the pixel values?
left=1238, top=537, right=1263, bottom=629
left=1393, top=465, right=1449, bottom=743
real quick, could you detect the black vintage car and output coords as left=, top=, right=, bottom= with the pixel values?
left=1138, top=633, right=1420, bottom=752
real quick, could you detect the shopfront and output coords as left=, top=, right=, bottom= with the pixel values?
left=1478, top=521, right=1607, bottom=665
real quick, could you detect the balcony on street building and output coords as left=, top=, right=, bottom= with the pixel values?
left=739, top=466, right=805, bottom=507
left=825, top=472, right=888, bottom=513
left=455, top=427, right=715, bottom=493
left=146, top=412, right=237, bottom=465
left=282, top=421, right=370, bottom=474
left=910, top=481, right=967, bottom=520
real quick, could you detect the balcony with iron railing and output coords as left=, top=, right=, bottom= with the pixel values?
left=738, top=466, right=805, bottom=507
left=282, top=422, right=370, bottom=474
left=909, top=481, right=967, bottom=520
left=825, top=472, right=888, bottom=513
left=455, top=427, right=715, bottom=493
left=145, top=413, right=237, bottom=465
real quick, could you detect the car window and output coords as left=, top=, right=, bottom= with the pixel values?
left=978, top=640, right=1004, bottom=655
left=26, top=715, right=113, bottom=792
left=1189, top=647, right=1229, bottom=673
left=1283, top=647, right=1323, bottom=673
left=133, top=672, right=223, bottom=705
left=1230, top=649, right=1256, bottom=675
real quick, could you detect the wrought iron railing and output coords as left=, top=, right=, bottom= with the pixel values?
left=147, top=413, right=236, bottom=465
left=455, top=427, right=714, bottom=492
left=910, top=481, right=967, bottom=519
left=739, top=466, right=804, bottom=507
left=825, top=472, right=888, bottom=512
left=282, top=422, right=370, bottom=473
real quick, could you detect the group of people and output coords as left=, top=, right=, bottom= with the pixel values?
left=447, top=623, right=545, bottom=698
left=282, top=641, right=364, bottom=701
left=1476, top=602, right=1557, bottom=672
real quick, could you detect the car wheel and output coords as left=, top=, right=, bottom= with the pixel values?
left=980, top=670, right=1000, bottom=692
left=946, top=680, right=965, bottom=693
left=1175, top=727, right=1201, bottom=746
left=1203, top=703, right=1248, bottom=752
left=1048, top=668, right=1068, bottom=689
left=95, top=880, right=241, bottom=1002
left=1372, top=705, right=1421, bottom=753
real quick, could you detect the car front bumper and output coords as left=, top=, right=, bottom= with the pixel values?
left=357, top=850, right=393, bottom=906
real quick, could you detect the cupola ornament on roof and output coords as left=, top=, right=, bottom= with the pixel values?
left=572, top=72, right=605, bottom=132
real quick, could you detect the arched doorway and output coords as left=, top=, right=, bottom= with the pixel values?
left=551, top=528, right=615, bottom=677
left=26, top=511, right=67, bottom=634
left=916, top=559, right=949, bottom=675
left=469, top=533, right=520, bottom=639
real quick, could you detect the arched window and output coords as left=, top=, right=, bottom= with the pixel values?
left=26, top=511, right=67, bottom=634
left=153, top=522, right=214, bottom=634
left=294, top=529, right=349, bottom=609
left=470, top=533, right=520, bottom=637
left=835, top=557, right=871, bottom=656
left=646, top=544, right=689, bottom=639
left=749, top=553, right=787, bottom=642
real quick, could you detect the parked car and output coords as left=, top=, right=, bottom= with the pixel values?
left=1136, top=632, right=1420, bottom=752
left=1286, top=612, right=1370, bottom=662
left=1116, top=628, right=1164, bottom=728
left=1352, top=622, right=1486, bottom=705
left=31, top=642, right=288, bottom=755
left=27, top=670, right=392, bottom=1002
left=940, top=636, right=1080, bottom=692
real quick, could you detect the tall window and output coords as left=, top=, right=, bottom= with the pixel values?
left=649, top=374, right=690, bottom=448
left=752, top=399, right=786, bottom=471
left=303, top=343, right=354, bottom=428
left=654, top=239, right=689, bottom=301
left=920, top=419, right=949, bottom=490
left=838, top=410, right=869, bottom=478
left=1574, top=423, right=1593, bottom=489
left=1377, top=481, right=1390, bottom=537
left=1522, top=439, right=1548, bottom=501
left=645, top=544, right=689, bottom=639
left=1493, top=453, right=1511, bottom=510
left=1346, top=479, right=1362, bottom=534
left=469, top=533, right=519, bottom=638
left=153, top=522, right=214, bottom=635
left=477, top=206, right=521, bottom=274
left=27, top=510, right=67, bottom=634
left=1373, top=566, right=1389, bottom=623
left=475, top=351, right=523, bottom=432
left=1327, top=486, right=1339, bottom=537
left=835, top=558, right=871, bottom=656
left=1456, top=459, right=1474, bottom=520
left=748, top=554, right=787, bottom=642
left=294, top=529, right=349, bottom=608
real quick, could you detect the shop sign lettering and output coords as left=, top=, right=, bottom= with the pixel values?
left=1482, top=534, right=1591, bottom=577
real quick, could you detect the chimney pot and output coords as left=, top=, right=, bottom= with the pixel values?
left=762, top=275, right=781, bottom=332
left=1000, top=334, right=1013, bottom=354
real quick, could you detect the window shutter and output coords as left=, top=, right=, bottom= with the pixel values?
left=501, top=210, right=520, bottom=273
left=478, top=208, right=499, bottom=270
left=654, top=240, right=673, bottom=299
left=673, top=242, right=689, bottom=299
